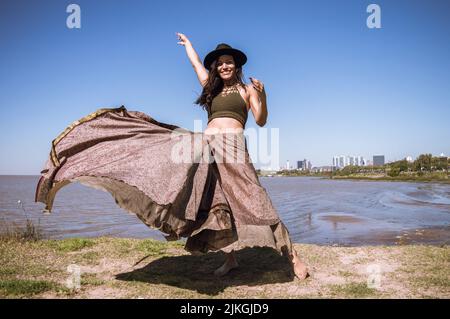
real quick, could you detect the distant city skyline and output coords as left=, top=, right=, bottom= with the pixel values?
left=272, top=152, right=448, bottom=171
left=278, top=151, right=449, bottom=170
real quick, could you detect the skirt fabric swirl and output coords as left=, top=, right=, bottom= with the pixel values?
left=35, top=106, right=293, bottom=255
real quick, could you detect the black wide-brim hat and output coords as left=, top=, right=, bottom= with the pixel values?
left=203, top=43, right=247, bottom=70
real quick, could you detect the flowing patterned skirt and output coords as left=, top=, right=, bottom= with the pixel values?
left=35, top=106, right=293, bottom=255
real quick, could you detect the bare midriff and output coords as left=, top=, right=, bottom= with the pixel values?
left=204, top=117, right=244, bottom=135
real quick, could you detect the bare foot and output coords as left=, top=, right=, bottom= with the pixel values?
left=214, top=254, right=239, bottom=276
left=289, top=251, right=309, bottom=280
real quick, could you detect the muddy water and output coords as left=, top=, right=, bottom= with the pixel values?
left=1, top=176, right=449, bottom=245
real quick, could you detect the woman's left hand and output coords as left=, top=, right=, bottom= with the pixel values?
left=250, top=77, right=266, bottom=96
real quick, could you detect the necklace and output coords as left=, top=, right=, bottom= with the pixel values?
left=221, top=83, right=239, bottom=96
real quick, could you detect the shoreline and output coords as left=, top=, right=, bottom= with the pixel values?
left=30, top=224, right=450, bottom=247
left=1, top=237, right=448, bottom=298
left=329, top=176, right=450, bottom=184
left=259, top=174, right=450, bottom=184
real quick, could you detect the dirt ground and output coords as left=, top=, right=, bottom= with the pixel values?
left=0, top=237, right=448, bottom=298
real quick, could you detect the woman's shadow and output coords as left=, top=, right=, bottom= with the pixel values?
left=116, top=247, right=295, bottom=295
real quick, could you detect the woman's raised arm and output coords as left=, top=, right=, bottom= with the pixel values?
left=176, top=32, right=209, bottom=87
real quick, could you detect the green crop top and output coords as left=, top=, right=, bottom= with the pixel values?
left=207, top=85, right=248, bottom=126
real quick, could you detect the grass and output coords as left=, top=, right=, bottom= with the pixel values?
left=135, top=239, right=167, bottom=256
left=329, top=282, right=379, bottom=298
left=80, top=273, right=106, bottom=287
left=0, top=279, right=58, bottom=297
left=397, top=245, right=450, bottom=295
left=0, top=235, right=448, bottom=299
left=0, top=218, right=44, bottom=242
left=45, top=238, right=96, bottom=252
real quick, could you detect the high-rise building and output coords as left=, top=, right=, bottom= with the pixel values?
left=373, top=155, right=385, bottom=166
left=356, top=156, right=366, bottom=166
left=332, top=156, right=338, bottom=168
left=333, top=155, right=366, bottom=168
left=339, top=156, right=346, bottom=168
left=297, top=159, right=312, bottom=170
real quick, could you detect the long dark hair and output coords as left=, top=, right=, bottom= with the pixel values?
left=195, top=58, right=247, bottom=112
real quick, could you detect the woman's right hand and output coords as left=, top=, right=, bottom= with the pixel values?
left=176, top=32, right=190, bottom=46
left=176, top=32, right=208, bottom=87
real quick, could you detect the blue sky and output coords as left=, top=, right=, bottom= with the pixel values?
left=0, top=0, right=449, bottom=174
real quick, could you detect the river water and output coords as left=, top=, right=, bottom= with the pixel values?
left=1, top=176, right=449, bottom=246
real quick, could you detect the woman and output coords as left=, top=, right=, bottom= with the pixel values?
left=34, top=33, right=309, bottom=280
left=177, top=33, right=309, bottom=279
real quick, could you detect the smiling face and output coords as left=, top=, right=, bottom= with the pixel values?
left=216, top=54, right=236, bottom=81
